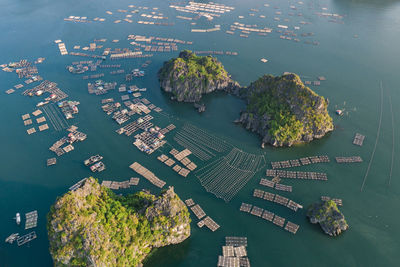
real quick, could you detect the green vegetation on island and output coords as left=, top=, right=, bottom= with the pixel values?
left=158, top=50, right=239, bottom=102
left=47, top=178, right=190, bottom=267
left=238, top=73, right=333, bottom=147
left=307, top=200, right=349, bottom=236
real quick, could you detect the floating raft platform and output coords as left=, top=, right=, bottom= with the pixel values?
left=184, top=198, right=195, bottom=207
left=266, top=169, right=327, bottom=180
left=17, top=231, right=37, bottom=246
left=129, top=162, right=166, bottom=188
left=38, top=124, right=49, bottom=131
left=335, top=156, right=363, bottom=163
left=353, top=133, right=365, bottom=146
left=259, top=178, right=292, bottom=192
left=22, top=114, right=30, bottom=120
left=271, top=155, right=329, bottom=169
left=27, top=127, right=36, bottom=135
left=321, top=196, right=343, bottom=206
left=190, top=204, right=206, bottom=219
left=252, top=189, right=302, bottom=211
left=24, top=119, right=32, bottom=126
left=101, top=177, right=140, bottom=190
left=25, top=210, right=38, bottom=230
left=225, top=236, right=247, bottom=247
left=239, top=203, right=300, bottom=234
left=47, top=158, right=57, bottom=166
left=200, top=216, right=220, bottom=232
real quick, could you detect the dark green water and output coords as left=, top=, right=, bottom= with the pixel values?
left=0, top=0, right=400, bottom=266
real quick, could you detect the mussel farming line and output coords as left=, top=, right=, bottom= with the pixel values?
left=42, top=105, right=61, bottom=131
left=174, top=131, right=216, bottom=158
left=361, top=81, right=383, bottom=192
left=174, top=134, right=213, bottom=161
left=51, top=104, right=69, bottom=128
left=195, top=148, right=265, bottom=202
left=388, top=92, right=395, bottom=186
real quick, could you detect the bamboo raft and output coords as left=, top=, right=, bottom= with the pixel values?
left=129, top=162, right=166, bottom=188
left=240, top=203, right=299, bottom=234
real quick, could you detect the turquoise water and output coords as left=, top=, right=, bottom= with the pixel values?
left=1, top=0, right=400, bottom=266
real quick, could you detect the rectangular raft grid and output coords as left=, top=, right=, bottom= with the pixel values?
left=239, top=203, right=299, bottom=234
left=129, top=162, right=166, bottom=188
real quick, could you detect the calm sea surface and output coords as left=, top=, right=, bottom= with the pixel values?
left=0, top=0, right=400, bottom=266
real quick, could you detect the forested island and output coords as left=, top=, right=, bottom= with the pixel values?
left=307, top=200, right=349, bottom=236
left=159, top=51, right=333, bottom=147
left=47, top=178, right=190, bottom=266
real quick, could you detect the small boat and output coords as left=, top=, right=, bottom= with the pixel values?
left=5, top=233, right=19, bottom=244
left=336, top=109, right=343, bottom=116
left=15, top=213, right=21, bottom=225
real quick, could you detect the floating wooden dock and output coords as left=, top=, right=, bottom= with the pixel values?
left=266, top=169, right=328, bottom=180
left=353, top=133, right=365, bottom=146
left=129, top=162, right=166, bottom=188
left=335, top=156, right=363, bottom=163
left=271, top=155, right=329, bottom=169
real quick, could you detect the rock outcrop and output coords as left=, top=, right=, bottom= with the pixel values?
left=47, top=178, right=190, bottom=267
left=307, top=200, right=349, bottom=236
left=237, top=73, right=333, bottom=147
left=158, top=50, right=240, bottom=102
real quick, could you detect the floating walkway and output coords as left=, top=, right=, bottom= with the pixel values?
left=266, top=169, right=327, bottom=180
left=240, top=203, right=299, bottom=234
left=270, top=155, right=329, bottom=169
left=253, top=189, right=302, bottom=211
left=195, top=148, right=266, bottom=202
left=129, top=162, right=165, bottom=188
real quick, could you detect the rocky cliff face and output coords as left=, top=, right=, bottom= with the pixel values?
left=47, top=178, right=190, bottom=267
left=237, top=73, right=333, bottom=147
left=158, top=50, right=240, bottom=102
left=307, top=200, right=349, bottom=236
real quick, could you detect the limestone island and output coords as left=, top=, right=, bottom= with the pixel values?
left=238, top=74, right=333, bottom=147
left=158, top=50, right=239, bottom=104
left=159, top=51, right=333, bottom=147
left=47, top=178, right=190, bottom=267
left=307, top=200, right=349, bottom=236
